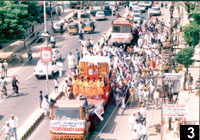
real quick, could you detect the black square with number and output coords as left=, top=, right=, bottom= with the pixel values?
left=180, top=125, right=199, bottom=140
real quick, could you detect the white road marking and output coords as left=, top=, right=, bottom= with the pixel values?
left=25, top=73, right=34, bottom=81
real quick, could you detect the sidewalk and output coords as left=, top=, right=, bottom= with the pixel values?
left=161, top=2, right=199, bottom=140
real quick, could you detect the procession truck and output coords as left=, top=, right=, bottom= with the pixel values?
left=50, top=56, right=111, bottom=139
left=50, top=100, right=90, bottom=140
left=110, top=17, right=134, bottom=46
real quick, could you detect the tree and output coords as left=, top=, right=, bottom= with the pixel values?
left=183, top=22, right=200, bottom=47
left=0, top=1, right=39, bottom=42
left=176, top=47, right=195, bottom=90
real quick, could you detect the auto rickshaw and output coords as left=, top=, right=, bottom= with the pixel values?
left=82, top=21, right=95, bottom=34
left=68, top=23, right=79, bottom=35
left=80, top=13, right=90, bottom=23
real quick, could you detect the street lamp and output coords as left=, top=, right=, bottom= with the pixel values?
left=43, top=1, right=50, bottom=96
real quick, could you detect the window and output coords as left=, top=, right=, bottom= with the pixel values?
left=113, top=26, right=121, bottom=33
left=122, top=26, right=130, bottom=33
left=81, top=14, right=90, bottom=18
left=54, top=108, right=80, bottom=120
left=153, top=7, right=160, bottom=11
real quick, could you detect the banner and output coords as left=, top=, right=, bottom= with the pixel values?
left=163, top=104, right=188, bottom=117
left=50, top=120, right=85, bottom=134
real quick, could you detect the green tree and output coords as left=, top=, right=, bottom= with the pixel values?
left=0, top=1, right=39, bottom=42
left=176, top=47, right=195, bottom=90
left=183, top=22, right=200, bottom=47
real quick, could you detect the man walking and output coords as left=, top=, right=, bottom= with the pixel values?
left=2, top=60, right=8, bottom=77
left=56, top=60, right=63, bottom=77
left=39, top=91, right=43, bottom=108
left=54, top=78, right=59, bottom=93
left=67, top=52, right=75, bottom=70
left=76, top=49, right=81, bottom=65
left=188, top=73, right=193, bottom=93
left=0, top=121, right=14, bottom=140
left=141, top=123, right=148, bottom=140
left=42, top=95, right=50, bottom=119
left=0, top=77, right=7, bottom=98
left=9, top=114, right=18, bottom=140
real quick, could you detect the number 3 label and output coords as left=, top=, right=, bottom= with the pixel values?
left=188, top=127, right=195, bottom=139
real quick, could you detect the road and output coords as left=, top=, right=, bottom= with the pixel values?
left=28, top=6, right=151, bottom=140
left=0, top=5, right=127, bottom=140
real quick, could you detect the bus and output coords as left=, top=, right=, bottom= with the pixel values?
left=111, top=17, right=133, bottom=46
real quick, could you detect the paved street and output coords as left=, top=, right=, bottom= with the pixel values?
left=0, top=5, right=126, bottom=140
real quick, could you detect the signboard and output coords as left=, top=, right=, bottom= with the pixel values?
left=40, top=47, right=52, bottom=62
left=163, top=104, right=188, bottom=117
left=50, top=120, right=85, bottom=134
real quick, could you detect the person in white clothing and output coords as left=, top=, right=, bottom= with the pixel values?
left=67, top=52, right=75, bottom=69
left=134, top=120, right=142, bottom=139
left=128, top=113, right=136, bottom=130
left=56, top=60, right=63, bottom=77
left=153, top=89, right=160, bottom=109
left=2, top=60, right=8, bottom=77
left=9, top=115, right=18, bottom=140
left=0, top=121, right=14, bottom=140
left=141, top=123, right=148, bottom=140
left=173, top=118, right=180, bottom=138
left=42, top=95, right=50, bottom=119
left=132, top=129, right=139, bottom=140
left=139, top=104, right=146, bottom=118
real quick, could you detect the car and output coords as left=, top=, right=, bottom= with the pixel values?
left=52, top=49, right=62, bottom=62
left=129, top=1, right=138, bottom=11
left=34, top=60, right=59, bottom=78
left=138, top=3, right=146, bottom=12
left=149, top=6, right=161, bottom=16
left=95, top=11, right=106, bottom=21
left=132, top=9, right=141, bottom=15
left=52, top=20, right=68, bottom=33
left=144, top=1, right=152, bottom=8
left=132, top=14, right=142, bottom=23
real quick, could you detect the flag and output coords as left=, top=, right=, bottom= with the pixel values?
left=94, top=101, right=105, bottom=121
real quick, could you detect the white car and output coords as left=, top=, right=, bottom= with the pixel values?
left=129, top=2, right=138, bottom=11
left=53, top=20, right=68, bottom=33
left=150, top=7, right=161, bottom=16
left=95, top=11, right=106, bottom=21
left=138, top=4, right=146, bottom=12
left=132, top=14, right=142, bottom=23
left=132, top=9, right=141, bottom=15
left=52, top=49, right=62, bottom=62
left=144, top=1, right=152, bottom=8
left=34, top=60, right=59, bottom=78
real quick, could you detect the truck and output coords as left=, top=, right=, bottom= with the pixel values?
left=50, top=100, right=90, bottom=140
left=50, top=56, right=111, bottom=139
left=110, top=17, right=134, bottom=46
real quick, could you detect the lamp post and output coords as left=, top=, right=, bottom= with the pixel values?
left=43, top=1, right=49, bottom=96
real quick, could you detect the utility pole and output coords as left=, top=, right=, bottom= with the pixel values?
left=168, top=1, right=175, bottom=131
left=161, top=45, right=164, bottom=140
left=169, top=1, right=175, bottom=73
